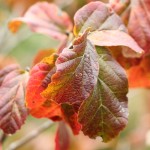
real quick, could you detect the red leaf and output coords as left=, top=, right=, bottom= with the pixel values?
left=61, top=104, right=81, bottom=135
left=78, top=47, right=128, bottom=142
left=9, top=2, right=73, bottom=41
left=74, top=1, right=143, bottom=55
left=55, top=122, right=70, bottom=150
left=32, top=49, right=56, bottom=65
left=0, top=65, right=29, bottom=134
left=74, top=1, right=125, bottom=35
left=42, top=30, right=99, bottom=108
left=110, top=0, right=150, bottom=55
left=26, top=54, right=62, bottom=120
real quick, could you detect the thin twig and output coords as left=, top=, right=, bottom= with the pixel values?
left=0, top=132, right=7, bottom=144
left=6, top=121, right=54, bottom=150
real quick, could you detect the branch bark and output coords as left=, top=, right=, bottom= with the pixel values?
left=6, top=120, right=55, bottom=150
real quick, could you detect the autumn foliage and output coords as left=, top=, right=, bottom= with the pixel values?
left=1, top=0, right=150, bottom=149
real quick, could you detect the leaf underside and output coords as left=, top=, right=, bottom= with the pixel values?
left=74, top=1, right=143, bottom=54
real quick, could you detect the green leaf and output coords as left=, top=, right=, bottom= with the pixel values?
left=78, top=47, right=128, bottom=142
left=42, top=30, right=99, bottom=108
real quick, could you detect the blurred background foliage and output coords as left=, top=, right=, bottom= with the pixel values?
left=0, top=0, right=150, bottom=150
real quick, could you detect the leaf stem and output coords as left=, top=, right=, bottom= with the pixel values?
left=6, top=121, right=55, bottom=150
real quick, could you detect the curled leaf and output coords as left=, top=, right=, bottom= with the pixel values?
left=9, top=2, right=73, bottom=41
left=0, top=65, right=29, bottom=134
left=74, top=1, right=143, bottom=54
left=79, top=47, right=128, bottom=142
left=88, top=30, right=143, bottom=54
left=110, top=0, right=150, bottom=55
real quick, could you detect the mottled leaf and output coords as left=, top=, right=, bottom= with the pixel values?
left=55, top=121, right=70, bottom=150
left=26, top=54, right=62, bottom=120
left=9, top=2, right=73, bottom=41
left=0, top=65, right=29, bottom=134
left=74, top=1, right=143, bottom=54
left=79, top=47, right=128, bottom=142
left=42, top=30, right=99, bottom=108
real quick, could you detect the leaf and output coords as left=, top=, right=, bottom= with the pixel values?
left=0, top=64, right=20, bottom=86
left=78, top=47, right=128, bottom=142
left=88, top=30, right=143, bottom=54
left=42, top=30, right=99, bottom=108
left=74, top=1, right=143, bottom=54
left=110, top=0, right=150, bottom=55
left=0, top=65, right=29, bottom=134
left=61, top=104, right=81, bottom=135
left=109, top=0, right=130, bottom=15
left=32, top=49, right=56, bottom=65
left=74, top=1, right=125, bottom=35
left=55, top=121, right=70, bottom=150
left=26, top=53, right=62, bottom=120
left=109, top=46, right=141, bottom=69
left=9, top=2, right=73, bottom=41
left=128, top=55, right=150, bottom=88
left=0, top=55, right=18, bottom=70
left=27, top=53, right=81, bottom=133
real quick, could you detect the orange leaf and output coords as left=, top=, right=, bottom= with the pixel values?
left=26, top=53, right=62, bottom=119
left=8, top=20, right=22, bottom=33
left=32, top=49, right=56, bottom=65
left=128, top=55, right=150, bottom=88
